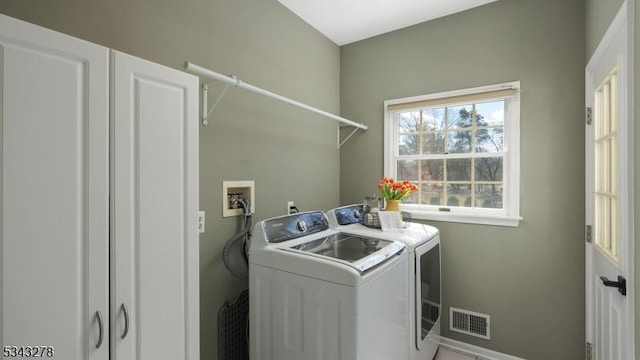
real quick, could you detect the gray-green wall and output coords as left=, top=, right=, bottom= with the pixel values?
left=3, top=0, right=637, bottom=359
left=586, top=0, right=626, bottom=59
left=0, top=1, right=340, bottom=359
left=340, top=0, right=585, bottom=359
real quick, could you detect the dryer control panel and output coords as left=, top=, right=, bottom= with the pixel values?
left=333, top=204, right=364, bottom=225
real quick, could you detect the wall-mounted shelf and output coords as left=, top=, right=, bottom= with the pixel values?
left=183, top=61, right=367, bottom=148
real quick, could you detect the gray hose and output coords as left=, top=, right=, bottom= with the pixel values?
left=222, top=198, right=252, bottom=280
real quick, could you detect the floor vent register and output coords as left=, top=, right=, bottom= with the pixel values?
left=449, top=307, right=491, bottom=340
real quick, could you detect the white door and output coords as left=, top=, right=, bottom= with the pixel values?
left=585, top=3, right=634, bottom=359
left=111, top=50, right=199, bottom=360
left=0, top=14, right=109, bottom=360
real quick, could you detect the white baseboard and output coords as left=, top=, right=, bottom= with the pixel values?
left=434, top=336, right=526, bottom=360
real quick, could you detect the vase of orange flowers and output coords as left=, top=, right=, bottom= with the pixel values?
left=378, top=177, right=418, bottom=211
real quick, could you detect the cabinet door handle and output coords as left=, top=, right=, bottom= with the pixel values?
left=121, top=303, right=130, bottom=339
left=95, top=310, right=104, bottom=349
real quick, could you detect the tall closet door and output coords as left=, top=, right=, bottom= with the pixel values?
left=0, top=14, right=109, bottom=360
left=111, top=50, right=199, bottom=360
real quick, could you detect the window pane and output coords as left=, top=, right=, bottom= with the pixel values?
left=421, top=159, right=443, bottom=181
left=447, top=105, right=473, bottom=129
left=422, top=132, right=445, bottom=154
left=447, top=130, right=472, bottom=153
left=398, top=159, right=419, bottom=180
left=447, top=159, right=471, bottom=181
left=475, top=101, right=504, bottom=126
left=421, top=183, right=444, bottom=205
left=476, top=128, right=504, bottom=153
left=399, top=134, right=419, bottom=155
left=447, top=184, right=471, bottom=206
left=475, top=184, right=503, bottom=208
left=475, top=157, right=503, bottom=181
left=404, top=189, right=419, bottom=204
left=398, top=111, right=420, bottom=133
left=422, top=108, right=445, bottom=131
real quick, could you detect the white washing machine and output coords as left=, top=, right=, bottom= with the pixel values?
left=328, top=205, right=441, bottom=360
left=249, top=210, right=411, bottom=360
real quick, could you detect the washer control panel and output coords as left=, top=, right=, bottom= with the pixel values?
left=261, top=211, right=329, bottom=243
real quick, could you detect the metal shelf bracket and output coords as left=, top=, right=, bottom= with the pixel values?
left=201, top=77, right=237, bottom=126
left=338, top=125, right=362, bottom=149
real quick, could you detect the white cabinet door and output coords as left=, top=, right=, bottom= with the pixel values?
left=110, top=50, right=199, bottom=360
left=0, top=14, right=109, bottom=360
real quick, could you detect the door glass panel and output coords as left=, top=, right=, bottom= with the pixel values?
left=593, top=66, right=619, bottom=262
left=419, top=244, right=440, bottom=340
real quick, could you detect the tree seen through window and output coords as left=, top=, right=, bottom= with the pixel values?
left=397, top=100, right=504, bottom=209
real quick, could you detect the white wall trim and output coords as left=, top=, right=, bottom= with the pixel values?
left=434, top=336, right=526, bottom=360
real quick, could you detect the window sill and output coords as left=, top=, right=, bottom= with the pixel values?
left=404, top=208, right=522, bottom=227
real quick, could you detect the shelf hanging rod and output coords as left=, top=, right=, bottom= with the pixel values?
left=184, top=61, right=368, bottom=131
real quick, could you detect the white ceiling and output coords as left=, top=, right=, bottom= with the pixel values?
left=278, top=0, right=498, bottom=45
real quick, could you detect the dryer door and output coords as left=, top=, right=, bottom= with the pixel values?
left=415, top=238, right=441, bottom=348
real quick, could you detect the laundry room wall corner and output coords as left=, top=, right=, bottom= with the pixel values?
left=0, top=1, right=342, bottom=359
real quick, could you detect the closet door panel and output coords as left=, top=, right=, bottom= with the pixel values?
left=111, top=50, right=199, bottom=360
left=0, top=14, right=109, bottom=360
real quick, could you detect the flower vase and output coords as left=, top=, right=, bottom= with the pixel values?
left=384, top=199, right=401, bottom=212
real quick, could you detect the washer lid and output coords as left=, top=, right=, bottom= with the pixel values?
left=283, top=233, right=405, bottom=273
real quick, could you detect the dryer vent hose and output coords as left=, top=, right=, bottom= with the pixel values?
left=222, top=198, right=252, bottom=280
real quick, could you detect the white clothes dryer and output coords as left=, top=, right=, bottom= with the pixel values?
left=249, top=211, right=411, bottom=360
left=328, top=205, right=441, bottom=360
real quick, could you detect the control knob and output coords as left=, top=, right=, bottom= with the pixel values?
left=296, top=219, right=307, bottom=232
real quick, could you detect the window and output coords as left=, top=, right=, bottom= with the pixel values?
left=384, top=82, right=521, bottom=227
left=593, top=67, right=618, bottom=262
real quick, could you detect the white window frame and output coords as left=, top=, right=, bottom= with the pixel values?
left=384, top=81, right=521, bottom=227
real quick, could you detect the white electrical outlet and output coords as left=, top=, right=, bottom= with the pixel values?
left=198, top=211, right=205, bottom=233
left=287, top=201, right=294, bottom=214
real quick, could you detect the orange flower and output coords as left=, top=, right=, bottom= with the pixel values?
left=378, top=177, right=418, bottom=200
